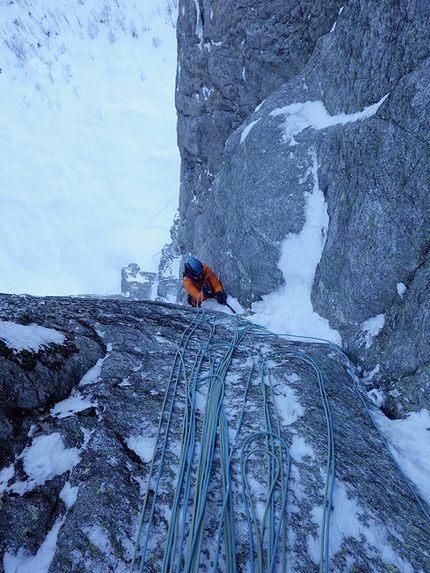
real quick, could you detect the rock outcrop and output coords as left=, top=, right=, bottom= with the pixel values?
left=0, top=294, right=429, bottom=572
left=121, top=263, right=178, bottom=302
left=174, top=0, right=430, bottom=416
left=175, top=0, right=344, bottom=253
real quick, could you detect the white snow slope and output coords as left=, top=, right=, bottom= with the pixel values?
left=0, top=0, right=179, bottom=296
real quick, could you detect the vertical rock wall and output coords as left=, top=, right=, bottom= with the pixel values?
left=174, top=0, right=430, bottom=413
left=175, top=0, right=343, bottom=253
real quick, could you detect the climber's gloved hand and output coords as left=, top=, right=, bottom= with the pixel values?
left=201, top=284, right=212, bottom=298
left=215, top=291, right=227, bottom=305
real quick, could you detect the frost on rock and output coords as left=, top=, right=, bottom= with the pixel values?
left=0, top=294, right=428, bottom=573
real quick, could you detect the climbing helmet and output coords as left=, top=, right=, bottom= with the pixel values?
left=185, top=257, right=204, bottom=279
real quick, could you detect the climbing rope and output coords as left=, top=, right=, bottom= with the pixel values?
left=129, top=310, right=335, bottom=573
left=130, top=307, right=430, bottom=573
left=129, top=308, right=208, bottom=573
left=130, top=308, right=257, bottom=572
left=239, top=431, right=290, bottom=573
left=256, top=349, right=335, bottom=573
left=251, top=327, right=430, bottom=525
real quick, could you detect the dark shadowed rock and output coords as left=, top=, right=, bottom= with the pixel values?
left=0, top=295, right=105, bottom=467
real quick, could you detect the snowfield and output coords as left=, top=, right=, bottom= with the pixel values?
left=0, top=0, right=179, bottom=296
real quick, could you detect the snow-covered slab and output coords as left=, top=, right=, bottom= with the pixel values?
left=0, top=320, right=65, bottom=352
left=50, top=391, right=98, bottom=419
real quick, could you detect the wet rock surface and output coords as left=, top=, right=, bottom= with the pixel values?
left=0, top=294, right=429, bottom=572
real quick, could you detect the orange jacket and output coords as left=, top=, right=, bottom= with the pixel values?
left=183, top=263, right=223, bottom=304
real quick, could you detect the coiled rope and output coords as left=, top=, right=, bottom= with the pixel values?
left=251, top=326, right=430, bottom=524
left=130, top=307, right=430, bottom=573
left=239, top=431, right=290, bottom=573
left=257, top=349, right=335, bottom=573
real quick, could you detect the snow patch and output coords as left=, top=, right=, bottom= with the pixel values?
left=82, top=523, right=112, bottom=555
left=362, top=363, right=380, bottom=384
left=249, top=150, right=341, bottom=344
left=0, top=320, right=65, bottom=352
left=270, top=95, right=389, bottom=146
left=79, top=353, right=110, bottom=386
left=9, top=433, right=81, bottom=494
left=275, top=385, right=305, bottom=426
left=193, top=0, right=203, bottom=44
left=397, top=282, right=407, bottom=297
left=4, top=518, right=65, bottom=573
left=289, top=435, right=315, bottom=462
left=360, top=313, right=385, bottom=348
left=372, top=408, right=430, bottom=506
left=60, top=481, right=79, bottom=509
left=50, top=391, right=98, bottom=418
left=202, top=86, right=214, bottom=100
left=240, top=119, right=261, bottom=143
left=308, top=480, right=415, bottom=571
left=367, top=387, right=385, bottom=408
left=126, top=435, right=156, bottom=463
left=0, top=464, right=15, bottom=494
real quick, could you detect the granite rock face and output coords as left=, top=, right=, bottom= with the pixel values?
left=0, top=294, right=429, bottom=572
left=175, top=0, right=430, bottom=414
left=0, top=297, right=105, bottom=467
left=175, top=0, right=344, bottom=253
left=362, top=252, right=430, bottom=418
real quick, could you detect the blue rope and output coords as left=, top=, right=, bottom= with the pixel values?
left=250, top=327, right=430, bottom=524
left=211, top=342, right=256, bottom=573
left=131, top=310, right=429, bottom=573
left=257, top=349, right=335, bottom=573
left=130, top=308, right=209, bottom=573
left=133, top=309, right=255, bottom=572
left=239, top=431, right=291, bottom=573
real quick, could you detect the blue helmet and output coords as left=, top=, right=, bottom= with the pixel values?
left=185, top=257, right=203, bottom=277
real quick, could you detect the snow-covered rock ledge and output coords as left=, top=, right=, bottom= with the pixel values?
left=0, top=294, right=429, bottom=572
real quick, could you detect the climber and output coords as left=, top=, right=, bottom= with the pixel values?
left=183, top=257, right=227, bottom=308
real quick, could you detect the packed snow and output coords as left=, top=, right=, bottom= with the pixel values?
left=3, top=518, right=66, bottom=573
left=126, top=434, right=157, bottom=463
left=50, top=390, right=98, bottom=419
left=59, top=480, right=80, bottom=509
left=372, top=408, right=430, bottom=506
left=78, top=354, right=108, bottom=385
left=248, top=148, right=340, bottom=344
left=0, top=320, right=66, bottom=351
left=269, top=95, right=389, bottom=146
left=360, top=313, right=386, bottom=349
left=1, top=433, right=81, bottom=496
